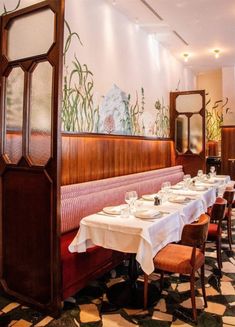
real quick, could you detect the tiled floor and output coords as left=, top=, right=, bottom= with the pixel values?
left=0, top=217, right=234, bottom=327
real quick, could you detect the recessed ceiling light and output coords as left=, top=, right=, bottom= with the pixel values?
left=213, top=49, right=220, bottom=58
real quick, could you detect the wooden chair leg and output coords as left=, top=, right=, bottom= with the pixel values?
left=200, top=265, right=207, bottom=308
left=227, top=217, right=233, bottom=251
left=143, top=273, right=148, bottom=309
left=190, top=271, right=197, bottom=322
left=216, top=239, right=222, bottom=276
left=160, top=271, right=164, bottom=291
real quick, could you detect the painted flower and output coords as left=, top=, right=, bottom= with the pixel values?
left=104, top=114, right=115, bottom=134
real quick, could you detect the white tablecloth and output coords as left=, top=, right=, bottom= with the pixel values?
left=69, top=186, right=217, bottom=275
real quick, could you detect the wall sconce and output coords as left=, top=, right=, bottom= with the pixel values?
left=183, top=53, right=189, bottom=62
left=213, top=49, right=220, bottom=59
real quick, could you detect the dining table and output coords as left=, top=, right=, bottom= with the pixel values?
left=69, top=174, right=230, bottom=308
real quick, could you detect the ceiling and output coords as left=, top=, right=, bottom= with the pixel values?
left=107, top=0, right=235, bottom=74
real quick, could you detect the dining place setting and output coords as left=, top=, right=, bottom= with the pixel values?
left=68, top=170, right=231, bottom=311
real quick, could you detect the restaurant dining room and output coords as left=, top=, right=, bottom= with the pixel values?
left=0, top=0, right=235, bottom=326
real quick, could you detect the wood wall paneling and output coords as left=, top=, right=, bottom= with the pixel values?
left=61, top=134, right=175, bottom=185
left=221, top=126, right=235, bottom=180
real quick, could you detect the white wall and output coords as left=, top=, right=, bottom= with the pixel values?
left=64, top=0, right=196, bottom=134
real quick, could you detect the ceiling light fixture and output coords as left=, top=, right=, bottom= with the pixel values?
left=183, top=53, right=189, bottom=62
left=213, top=49, right=220, bottom=59
left=112, top=0, right=116, bottom=5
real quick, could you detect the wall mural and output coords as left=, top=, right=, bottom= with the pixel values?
left=205, top=94, right=230, bottom=142
left=62, top=21, right=170, bottom=137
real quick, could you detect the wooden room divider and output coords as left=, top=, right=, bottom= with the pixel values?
left=0, top=0, right=64, bottom=314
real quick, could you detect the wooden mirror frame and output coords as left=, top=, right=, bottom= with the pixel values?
left=170, top=90, right=206, bottom=175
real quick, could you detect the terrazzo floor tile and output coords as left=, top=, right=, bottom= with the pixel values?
left=2, top=303, right=20, bottom=313
left=180, top=297, right=204, bottom=309
left=201, top=286, right=220, bottom=296
left=222, top=315, right=235, bottom=325
left=154, top=298, right=167, bottom=312
left=205, top=301, right=226, bottom=315
left=102, top=314, right=138, bottom=327
left=171, top=319, right=192, bottom=326
left=152, top=311, right=173, bottom=322
left=34, top=316, right=54, bottom=326
left=123, top=308, right=148, bottom=315
left=79, top=304, right=100, bottom=323
left=220, top=282, right=235, bottom=295
left=11, top=319, right=32, bottom=327
left=177, top=283, right=191, bottom=293
left=222, top=262, right=235, bottom=273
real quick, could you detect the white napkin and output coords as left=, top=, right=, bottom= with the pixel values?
left=103, top=206, right=121, bottom=215
left=135, top=208, right=161, bottom=219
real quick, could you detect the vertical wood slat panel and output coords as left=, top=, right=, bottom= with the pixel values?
left=221, top=126, right=235, bottom=180
left=61, top=134, right=175, bottom=185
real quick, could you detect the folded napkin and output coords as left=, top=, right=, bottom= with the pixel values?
left=103, top=206, right=121, bottom=215
left=135, top=208, right=161, bottom=219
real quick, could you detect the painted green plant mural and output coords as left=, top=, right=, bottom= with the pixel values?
left=153, top=98, right=170, bottom=138
left=62, top=21, right=99, bottom=132
left=62, top=20, right=171, bottom=137
left=123, top=88, right=145, bottom=136
left=1, top=0, right=20, bottom=15
left=206, top=94, right=230, bottom=142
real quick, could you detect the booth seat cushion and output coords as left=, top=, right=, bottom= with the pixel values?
left=61, top=166, right=184, bottom=200
left=61, top=230, right=124, bottom=299
left=61, top=165, right=184, bottom=233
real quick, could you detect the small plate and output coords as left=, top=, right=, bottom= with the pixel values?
left=103, top=206, right=121, bottom=215
left=171, top=185, right=182, bottom=190
left=195, top=186, right=207, bottom=191
left=142, top=194, right=157, bottom=201
left=168, top=196, right=187, bottom=204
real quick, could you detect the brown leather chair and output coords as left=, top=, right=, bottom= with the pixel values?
left=207, top=197, right=227, bottom=276
left=223, top=189, right=235, bottom=251
left=143, top=214, right=209, bottom=322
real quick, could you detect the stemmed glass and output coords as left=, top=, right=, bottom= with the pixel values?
left=183, top=174, right=191, bottom=189
left=125, top=191, right=138, bottom=213
left=197, top=170, right=203, bottom=181
left=210, top=166, right=216, bottom=177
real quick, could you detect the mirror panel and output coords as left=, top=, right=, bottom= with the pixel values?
left=190, top=114, right=203, bottom=154
left=176, top=94, right=202, bottom=113
left=175, top=115, right=188, bottom=153
left=29, top=61, right=52, bottom=165
left=7, top=8, right=54, bottom=61
left=5, top=67, right=24, bottom=163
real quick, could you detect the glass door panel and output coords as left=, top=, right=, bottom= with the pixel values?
left=5, top=66, right=24, bottom=163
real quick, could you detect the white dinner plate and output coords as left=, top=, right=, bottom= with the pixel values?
left=103, top=206, right=121, bottom=215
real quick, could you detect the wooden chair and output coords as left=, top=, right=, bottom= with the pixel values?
left=143, top=214, right=209, bottom=322
left=223, top=189, right=235, bottom=251
left=207, top=197, right=227, bottom=276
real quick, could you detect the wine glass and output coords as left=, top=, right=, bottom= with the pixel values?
left=183, top=174, right=191, bottom=189
left=210, top=166, right=216, bottom=177
left=197, top=170, right=203, bottom=182
left=125, top=191, right=138, bottom=212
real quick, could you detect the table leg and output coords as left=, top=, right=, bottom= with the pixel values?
left=106, top=254, right=161, bottom=308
